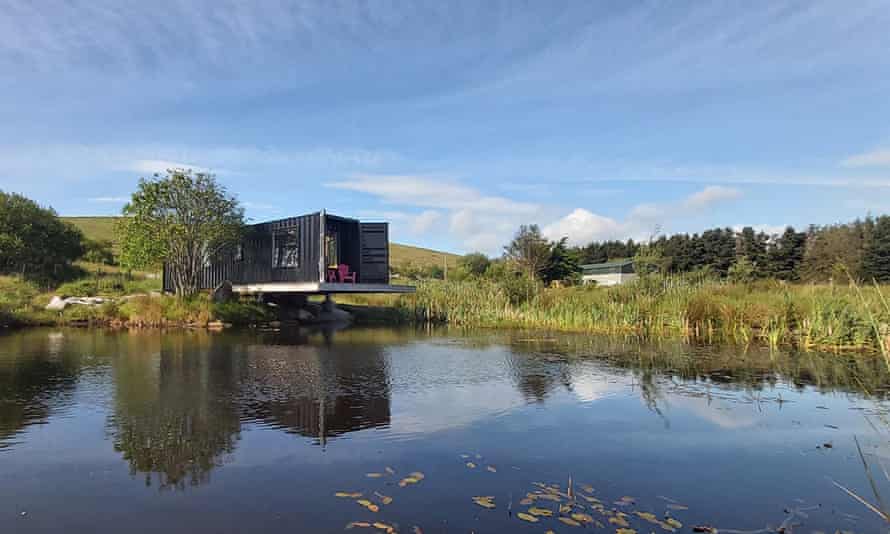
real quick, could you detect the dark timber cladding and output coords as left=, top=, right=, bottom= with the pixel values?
left=162, top=211, right=392, bottom=292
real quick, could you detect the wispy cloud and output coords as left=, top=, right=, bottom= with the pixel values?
left=328, top=174, right=543, bottom=253
left=841, top=148, right=890, bottom=168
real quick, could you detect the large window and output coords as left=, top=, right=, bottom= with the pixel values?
left=273, top=229, right=300, bottom=268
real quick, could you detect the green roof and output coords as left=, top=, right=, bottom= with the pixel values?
left=581, top=260, right=634, bottom=274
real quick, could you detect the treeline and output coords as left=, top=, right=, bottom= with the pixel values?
left=574, top=216, right=890, bottom=283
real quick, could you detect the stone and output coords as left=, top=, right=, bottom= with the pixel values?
left=315, top=306, right=352, bottom=324
left=45, top=296, right=67, bottom=311
left=211, top=281, right=234, bottom=303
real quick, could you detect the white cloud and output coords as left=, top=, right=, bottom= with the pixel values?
left=328, top=174, right=543, bottom=254
left=126, top=159, right=210, bottom=175
left=841, top=148, right=890, bottom=168
left=544, top=185, right=743, bottom=246
left=731, top=224, right=786, bottom=237
left=542, top=208, right=623, bottom=246
left=683, top=185, right=741, bottom=210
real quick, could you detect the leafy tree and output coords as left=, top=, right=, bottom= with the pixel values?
left=118, top=170, right=244, bottom=297
left=460, top=252, right=491, bottom=277
left=504, top=224, right=551, bottom=280
left=0, top=190, right=84, bottom=282
left=542, top=237, right=581, bottom=284
left=82, top=238, right=116, bottom=265
left=862, top=215, right=890, bottom=282
left=800, top=222, right=865, bottom=282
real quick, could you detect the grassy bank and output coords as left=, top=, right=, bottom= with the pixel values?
left=340, top=277, right=890, bottom=355
left=0, top=275, right=273, bottom=328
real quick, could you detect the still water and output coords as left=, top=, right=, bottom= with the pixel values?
left=1, top=327, right=889, bottom=533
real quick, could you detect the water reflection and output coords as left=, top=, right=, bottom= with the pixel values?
left=238, top=330, right=391, bottom=446
left=107, top=333, right=242, bottom=489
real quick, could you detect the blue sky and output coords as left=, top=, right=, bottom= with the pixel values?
left=2, top=1, right=890, bottom=254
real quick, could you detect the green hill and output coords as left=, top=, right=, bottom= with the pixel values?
left=63, top=216, right=461, bottom=269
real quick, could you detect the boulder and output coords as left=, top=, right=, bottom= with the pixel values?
left=211, top=281, right=234, bottom=303
left=315, top=306, right=353, bottom=324
left=45, top=296, right=67, bottom=311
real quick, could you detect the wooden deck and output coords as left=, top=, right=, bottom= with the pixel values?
left=231, top=282, right=416, bottom=295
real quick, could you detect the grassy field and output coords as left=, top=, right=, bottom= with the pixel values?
left=62, top=216, right=460, bottom=269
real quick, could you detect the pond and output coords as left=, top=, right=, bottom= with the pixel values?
left=1, top=327, right=889, bottom=533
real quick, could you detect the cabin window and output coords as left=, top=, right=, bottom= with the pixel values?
left=234, top=243, right=244, bottom=262
left=273, top=229, right=300, bottom=268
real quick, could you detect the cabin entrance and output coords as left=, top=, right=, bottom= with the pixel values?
left=323, top=215, right=361, bottom=282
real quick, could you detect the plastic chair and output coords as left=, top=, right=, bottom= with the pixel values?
left=338, top=264, right=357, bottom=283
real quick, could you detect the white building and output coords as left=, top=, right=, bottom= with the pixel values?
left=580, top=260, right=636, bottom=286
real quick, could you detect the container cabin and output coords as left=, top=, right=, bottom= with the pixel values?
left=162, top=211, right=414, bottom=295
left=580, top=260, right=636, bottom=286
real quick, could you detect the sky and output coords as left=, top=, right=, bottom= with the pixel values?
left=1, top=0, right=890, bottom=254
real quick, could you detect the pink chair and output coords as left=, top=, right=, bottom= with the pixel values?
left=337, top=264, right=357, bottom=283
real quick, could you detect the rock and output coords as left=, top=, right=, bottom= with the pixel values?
left=297, top=309, right=315, bottom=322
left=45, top=296, right=67, bottom=311
left=211, top=281, right=234, bottom=303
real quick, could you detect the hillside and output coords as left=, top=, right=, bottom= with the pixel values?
left=63, top=216, right=461, bottom=269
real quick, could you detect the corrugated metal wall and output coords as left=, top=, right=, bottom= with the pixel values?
left=163, top=212, right=322, bottom=292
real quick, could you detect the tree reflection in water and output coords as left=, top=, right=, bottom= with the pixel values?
left=107, top=332, right=242, bottom=490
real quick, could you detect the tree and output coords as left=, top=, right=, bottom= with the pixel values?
left=504, top=225, right=551, bottom=280
left=728, top=256, right=756, bottom=284
left=765, top=226, right=806, bottom=281
left=460, top=252, right=490, bottom=277
left=862, top=215, right=890, bottom=282
left=118, top=170, right=244, bottom=297
left=542, top=237, right=580, bottom=284
left=0, top=190, right=84, bottom=282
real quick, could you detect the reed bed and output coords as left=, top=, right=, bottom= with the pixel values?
left=346, top=276, right=890, bottom=357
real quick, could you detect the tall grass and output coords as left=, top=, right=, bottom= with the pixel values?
left=347, top=276, right=890, bottom=353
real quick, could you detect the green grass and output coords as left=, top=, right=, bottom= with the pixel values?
left=62, top=216, right=461, bottom=271
left=338, top=276, right=890, bottom=356
left=63, top=216, right=119, bottom=242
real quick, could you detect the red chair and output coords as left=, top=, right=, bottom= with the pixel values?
left=337, top=264, right=357, bottom=283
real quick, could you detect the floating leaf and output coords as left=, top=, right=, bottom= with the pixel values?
left=635, top=511, right=659, bottom=524
left=519, top=498, right=534, bottom=505
left=346, top=521, right=371, bottom=529
left=411, top=527, right=423, bottom=534
left=546, top=531, right=555, bottom=534
left=571, top=512, right=593, bottom=524
left=692, top=527, right=717, bottom=533
left=472, top=496, right=496, bottom=509
left=559, top=504, right=572, bottom=514
left=374, top=492, right=393, bottom=505
left=528, top=507, right=553, bottom=517
left=558, top=517, right=582, bottom=527
left=466, top=462, right=476, bottom=469
left=615, top=529, right=637, bottom=534
left=580, top=484, right=594, bottom=494
left=408, top=471, right=425, bottom=480
left=665, top=518, right=682, bottom=529
left=372, top=522, right=394, bottom=533
left=657, top=521, right=677, bottom=532
left=336, top=492, right=363, bottom=498
left=666, top=504, right=688, bottom=511
left=475, top=454, right=482, bottom=459
left=384, top=467, right=395, bottom=475
left=582, top=495, right=601, bottom=504
left=517, top=512, right=539, bottom=522
left=460, top=454, right=470, bottom=459
left=619, top=496, right=636, bottom=504
left=486, top=465, right=497, bottom=473
left=356, top=499, right=379, bottom=513
left=398, top=477, right=420, bottom=487
left=366, top=473, right=384, bottom=478
left=609, top=515, right=630, bottom=527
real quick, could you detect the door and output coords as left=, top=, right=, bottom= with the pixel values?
left=359, top=223, right=389, bottom=284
